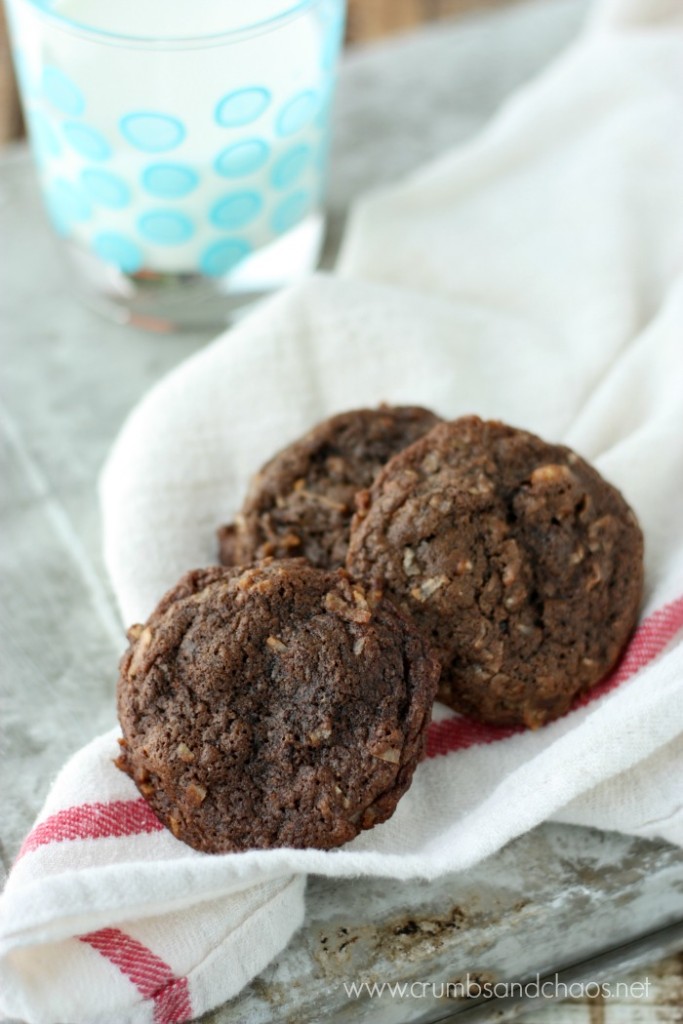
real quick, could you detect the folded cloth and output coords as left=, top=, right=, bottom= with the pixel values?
left=2, top=1, right=683, bottom=1021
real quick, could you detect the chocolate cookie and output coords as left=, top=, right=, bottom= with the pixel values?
left=346, top=416, right=643, bottom=728
left=116, top=560, right=439, bottom=853
left=218, top=405, right=441, bottom=570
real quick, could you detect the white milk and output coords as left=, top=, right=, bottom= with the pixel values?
left=10, top=0, right=343, bottom=275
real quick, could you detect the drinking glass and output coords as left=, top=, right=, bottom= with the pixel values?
left=6, top=0, right=345, bottom=330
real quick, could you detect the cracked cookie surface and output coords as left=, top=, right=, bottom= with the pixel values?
left=218, top=405, right=441, bottom=571
left=116, top=560, right=439, bottom=852
left=346, top=416, right=644, bottom=727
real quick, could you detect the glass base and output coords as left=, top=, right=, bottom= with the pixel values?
left=65, top=211, right=326, bottom=333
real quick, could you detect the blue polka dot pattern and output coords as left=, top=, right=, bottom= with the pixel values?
left=210, top=192, right=262, bottom=230
left=271, top=144, right=311, bottom=190
left=215, top=140, right=269, bottom=178
left=138, top=210, right=194, bottom=244
left=276, top=91, right=319, bottom=137
left=81, top=169, right=131, bottom=209
left=42, top=66, right=85, bottom=116
left=24, top=39, right=339, bottom=277
left=120, top=113, right=185, bottom=153
left=215, top=88, right=270, bottom=128
left=93, top=232, right=143, bottom=273
left=272, top=190, right=311, bottom=235
left=63, top=122, right=111, bottom=161
left=199, top=238, right=252, bottom=277
left=28, top=109, right=61, bottom=162
left=47, top=178, right=91, bottom=228
left=141, top=164, right=199, bottom=199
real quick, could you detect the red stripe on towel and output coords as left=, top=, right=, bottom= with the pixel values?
left=17, top=798, right=163, bottom=859
left=79, top=927, right=192, bottom=1024
left=426, top=594, right=683, bottom=758
left=426, top=717, right=522, bottom=757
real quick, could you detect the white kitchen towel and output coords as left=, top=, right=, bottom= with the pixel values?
left=2, top=1, right=683, bottom=1022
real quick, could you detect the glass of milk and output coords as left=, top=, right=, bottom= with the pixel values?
left=6, top=0, right=345, bottom=330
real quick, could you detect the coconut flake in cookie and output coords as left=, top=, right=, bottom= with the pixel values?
left=116, top=559, right=439, bottom=852
left=346, top=416, right=643, bottom=728
left=218, top=405, right=441, bottom=570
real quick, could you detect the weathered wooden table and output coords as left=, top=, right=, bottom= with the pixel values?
left=2, top=2, right=682, bottom=1021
